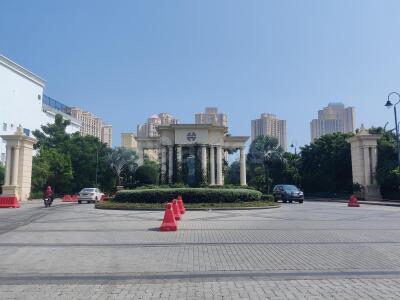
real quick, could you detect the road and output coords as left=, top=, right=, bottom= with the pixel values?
left=1, top=200, right=400, bottom=299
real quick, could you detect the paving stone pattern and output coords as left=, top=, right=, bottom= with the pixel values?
left=1, top=201, right=400, bottom=299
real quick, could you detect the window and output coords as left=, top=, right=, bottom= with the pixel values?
left=2, top=123, right=6, bottom=131
left=23, top=128, right=30, bottom=136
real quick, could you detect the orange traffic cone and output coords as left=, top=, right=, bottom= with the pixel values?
left=177, top=196, right=186, bottom=214
left=348, top=195, right=360, bottom=207
left=172, top=199, right=182, bottom=220
left=160, top=203, right=177, bottom=231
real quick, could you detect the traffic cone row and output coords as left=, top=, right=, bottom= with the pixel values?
left=62, top=195, right=78, bottom=202
left=160, top=195, right=186, bottom=232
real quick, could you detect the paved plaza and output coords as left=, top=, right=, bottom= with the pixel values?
left=1, top=201, right=400, bottom=299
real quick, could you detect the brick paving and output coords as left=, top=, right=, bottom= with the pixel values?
left=1, top=201, right=400, bottom=299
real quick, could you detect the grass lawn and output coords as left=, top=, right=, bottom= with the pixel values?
left=95, top=200, right=278, bottom=210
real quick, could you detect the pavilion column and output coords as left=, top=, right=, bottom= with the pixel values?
left=176, top=145, right=182, bottom=166
left=363, top=146, right=371, bottom=185
left=4, top=145, right=12, bottom=185
left=138, top=147, right=144, bottom=166
left=201, top=145, right=207, bottom=182
left=216, top=145, right=223, bottom=185
left=161, top=147, right=167, bottom=183
left=371, top=146, right=378, bottom=185
left=209, top=146, right=215, bottom=185
left=240, top=147, right=247, bottom=186
left=11, top=146, right=20, bottom=186
left=168, top=146, right=173, bottom=184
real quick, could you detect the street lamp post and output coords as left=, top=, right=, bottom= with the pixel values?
left=95, top=146, right=99, bottom=186
left=385, top=92, right=400, bottom=166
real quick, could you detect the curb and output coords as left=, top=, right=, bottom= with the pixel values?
left=95, top=205, right=280, bottom=211
left=305, top=198, right=400, bottom=207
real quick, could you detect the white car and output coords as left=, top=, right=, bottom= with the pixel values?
left=78, top=188, right=104, bottom=204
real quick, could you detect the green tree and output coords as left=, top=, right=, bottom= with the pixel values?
left=119, top=148, right=139, bottom=188
left=32, top=115, right=71, bottom=150
left=32, top=114, right=116, bottom=194
left=247, top=136, right=285, bottom=193
left=67, top=133, right=115, bottom=193
left=135, top=161, right=159, bottom=185
left=267, top=152, right=301, bottom=187
left=106, top=147, right=137, bottom=186
left=247, top=165, right=267, bottom=192
left=299, top=132, right=353, bottom=194
left=31, top=154, right=51, bottom=193
left=375, top=131, right=399, bottom=198
left=225, top=160, right=241, bottom=185
left=32, top=148, right=73, bottom=194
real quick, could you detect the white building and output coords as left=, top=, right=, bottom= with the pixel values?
left=310, top=103, right=355, bottom=141
left=42, top=95, right=81, bottom=134
left=251, top=113, right=287, bottom=151
left=0, top=55, right=46, bottom=164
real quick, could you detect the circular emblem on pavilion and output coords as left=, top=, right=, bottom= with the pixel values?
left=186, top=132, right=197, bottom=142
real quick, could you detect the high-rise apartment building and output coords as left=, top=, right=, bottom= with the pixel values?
left=310, top=103, right=355, bottom=141
left=251, top=113, right=287, bottom=151
left=101, top=125, right=113, bottom=147
left=137, top=113, right=178, bottom=138
left=71, top=107, right=113, bottom=147
left=136, top=113, right=178, bottom=162
left=195, top=107, right=227, bottom=127
left=120, top=133, right=138, bottom=149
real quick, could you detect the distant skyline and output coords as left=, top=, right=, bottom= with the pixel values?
left=1, top=0, right=399, bottom=149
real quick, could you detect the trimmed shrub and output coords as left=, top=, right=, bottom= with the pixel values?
left=114, top=188, right=262, bottom=203
left=261, top=194, right=274, bottom=201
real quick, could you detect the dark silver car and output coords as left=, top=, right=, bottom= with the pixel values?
left=273, top=184, right=304, bottom=203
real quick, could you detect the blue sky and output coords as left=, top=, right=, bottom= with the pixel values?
left=1, top=0, right=400, bottom=149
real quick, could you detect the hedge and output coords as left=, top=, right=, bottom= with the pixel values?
left=261, top=194, right=274, bottom=201
left=114, top=188, right=262, bottom=203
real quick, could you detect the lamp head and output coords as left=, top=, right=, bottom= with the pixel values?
left=385, top=100, right=393, bottom=108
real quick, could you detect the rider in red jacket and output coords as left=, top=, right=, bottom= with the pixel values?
left=44, top=185, right=54, bottom=203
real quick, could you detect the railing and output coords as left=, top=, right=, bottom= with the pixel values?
left=43, top=94, right=72, bottom=115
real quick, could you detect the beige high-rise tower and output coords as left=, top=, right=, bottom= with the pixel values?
left=71, top=107, right=113, bottom=147
left=136, top=113, right=179, bottom=162
left=120, top=133, right=137, bottom=149
left=251, top=113, right=287, bottom=151
left=195, top=107, right=227, bottom=127
left=310, top=103, right=355, bottom=141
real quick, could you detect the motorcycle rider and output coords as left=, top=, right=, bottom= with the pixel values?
left=43, top=185, right=54, bottom=206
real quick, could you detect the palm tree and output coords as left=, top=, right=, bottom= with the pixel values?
left=106, top=147, right=136, bottom=187
left=247, top=136, right=285, bottom=193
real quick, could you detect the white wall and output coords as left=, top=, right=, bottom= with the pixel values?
left=0, top=55, right=46, bottom=164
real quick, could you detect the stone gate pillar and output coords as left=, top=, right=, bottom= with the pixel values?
left=1, top=126, right=36, bottom=201
left=346, top=126, right=382, bottom=200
